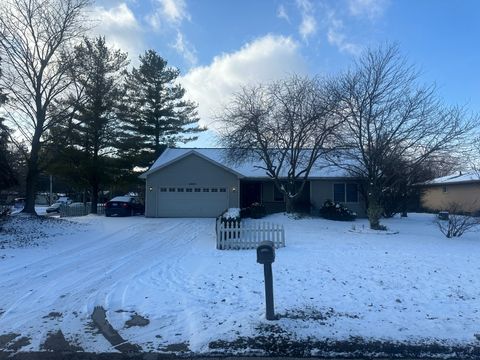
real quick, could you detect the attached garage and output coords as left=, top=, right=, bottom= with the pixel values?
left=142, top=150, right=241, bottom=218
left=156, top=186, right=229, bottom=217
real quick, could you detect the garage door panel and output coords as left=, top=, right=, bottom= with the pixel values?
left=157, top=187, right=229, bottom=217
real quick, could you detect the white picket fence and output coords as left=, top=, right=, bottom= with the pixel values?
left=216, top=219, right=285, bottom=250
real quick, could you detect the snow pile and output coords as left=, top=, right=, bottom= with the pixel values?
left=222, top=208, right=240, bottom=220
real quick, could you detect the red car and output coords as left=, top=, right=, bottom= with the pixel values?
left=105, top=196, right=145, bottom=217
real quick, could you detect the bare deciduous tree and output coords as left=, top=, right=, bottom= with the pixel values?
left=470, top=135, right=480, bottom=177
left=219, top=75, right=342, bottom=213
left=436, top=203, right=480, bottom=238
left=327, top=45, right=477, bottom=230
left=0, top=0, right=90, bottom=214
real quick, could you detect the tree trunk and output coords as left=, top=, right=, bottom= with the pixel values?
left=91, top=183, right=98, bottom=214
left=400, top=192, right=408, bottom=217
left=22, top=131, right=42, bottom=215
left=23, top=168, right=38, bottom=214
left=367, top=194, right=384, bottom=230
left=285, top=196, right=294, bottom=214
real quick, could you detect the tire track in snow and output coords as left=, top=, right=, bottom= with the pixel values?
left=0, top=219, right=212, bottom=338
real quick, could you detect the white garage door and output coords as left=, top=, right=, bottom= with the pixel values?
left=157, top=186, right=229, bottom=217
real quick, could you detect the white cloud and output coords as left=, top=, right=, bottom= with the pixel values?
left=348, top=0, right=389, bottom=19
left=179, top=35, right=307, bottom=131
left=89, top=3, right=145, bottom=59
left=326, top=13, right=361, bottom=55
left=299, top=15, right=317, bottom=41
left=147, top=0, right=190, bottom=29
left=277, top=4, right=290, bottom=22
left=159, top=0, right=190, bottom=24
left=296, top=0, right=317, bottom=41
left=172, top=31, right=197, bottom=66
left=147, top=0, right=196, bottom=67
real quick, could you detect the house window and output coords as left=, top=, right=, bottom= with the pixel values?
left=169, top=188, right=175, bottom=192
left=346, top=183, right=358, bottom=202
left=273, top=185, right=284, bottom=202
left=203, top=188, right=210, bottom=192
left=160, top=188, right=167, bottom=192
left=333, top=183, right=345, bottom=203
left=442, top=186, right=448, bottom=193
left=211, top=188, right=218, bottom=192
left=177, top=188, right=184, bottom=192
left=219, top=188, right=227, bottom=192
left=194, top=188, right=201, bottom=192
left=334, top=183, right=358, bottom=203
left=186, top=188, right=193, bottom=192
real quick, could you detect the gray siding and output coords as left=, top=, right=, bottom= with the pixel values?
left=310, top=179, right=367, bottom=217
left=145, top=153, right=240, bottom=217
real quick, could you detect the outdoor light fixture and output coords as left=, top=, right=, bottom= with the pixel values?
left=149, top=186, right=153, bottom=191
left=232, top=187, right=237, bottom=192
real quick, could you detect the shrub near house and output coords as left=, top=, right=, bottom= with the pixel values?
left=319, top=200, right=357, bottom=221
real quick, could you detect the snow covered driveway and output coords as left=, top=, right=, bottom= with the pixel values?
left=0, top=216, right=228, bottom=352
left=0, top=213, right=480, bottom=355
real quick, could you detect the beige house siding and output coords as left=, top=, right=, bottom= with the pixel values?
left=310, top=179, right=367, bottom=217
left=145, top=153, right=240, bottom=217
left=421, top=183, right=480, bottom=214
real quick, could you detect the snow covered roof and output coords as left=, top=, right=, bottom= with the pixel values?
left=422, top=172, right=480, bottom=186
left=140, top=148, right=352, bottom=179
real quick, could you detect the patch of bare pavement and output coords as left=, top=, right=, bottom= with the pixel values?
left=91, top=306, right=142, bottom=353
left=0, top=333, right=31, bottom=353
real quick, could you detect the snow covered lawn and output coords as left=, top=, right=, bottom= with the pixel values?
left=0, top=213, right=479, bottom=355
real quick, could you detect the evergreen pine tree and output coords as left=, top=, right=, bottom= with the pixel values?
left=64, top=37, right=128, bottom=213
left=120, top=50, right=205, bottom=168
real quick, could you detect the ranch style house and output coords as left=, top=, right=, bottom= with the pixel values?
left=140, top=148, right=367, bottom=218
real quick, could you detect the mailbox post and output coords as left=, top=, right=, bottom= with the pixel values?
left=257, top=241, right=276, bottom=320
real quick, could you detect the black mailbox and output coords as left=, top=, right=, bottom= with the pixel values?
left=257, top=241, right=275, bottom=264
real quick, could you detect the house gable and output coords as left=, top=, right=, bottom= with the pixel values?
left=142, top=149, right=244, bottom=179
left=144, top=152, right=240, bottom=217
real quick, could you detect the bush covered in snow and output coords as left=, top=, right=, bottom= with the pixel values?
left=319, top=200, right=356, bottom=221
left=220, top=208, right=241, bottom=225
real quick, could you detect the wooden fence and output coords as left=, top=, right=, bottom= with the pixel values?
left=60, top=204, right=105, bottom=217
left=216, top=219, right=285, bottom=250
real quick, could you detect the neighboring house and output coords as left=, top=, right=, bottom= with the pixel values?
left=140, top=148, right=366, bottom=218
left=420, top=172, right=480, bottom=215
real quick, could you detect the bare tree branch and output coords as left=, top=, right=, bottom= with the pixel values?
left=219, top=75, right=343, bottom=213
left=0, top=0, right=90, bottom=213
left=326, top=44, right=478, bottom=229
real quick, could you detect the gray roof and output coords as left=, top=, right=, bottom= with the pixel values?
left=141, top=148, right=352, bottom=179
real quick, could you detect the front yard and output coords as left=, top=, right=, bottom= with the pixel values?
left=0, top=213, right=479, bottom=356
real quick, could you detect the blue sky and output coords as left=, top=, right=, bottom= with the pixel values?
left=92, top=0, right=480, bottom=147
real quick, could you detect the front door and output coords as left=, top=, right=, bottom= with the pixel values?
left=240, top=181, right=262, bottom=208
